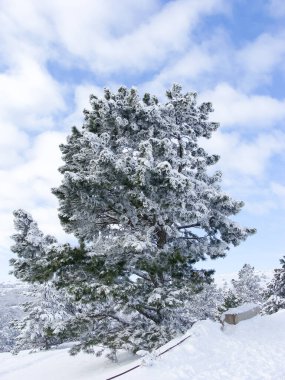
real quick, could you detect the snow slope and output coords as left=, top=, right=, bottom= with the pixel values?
left=1, top=310, right=285, bottom=380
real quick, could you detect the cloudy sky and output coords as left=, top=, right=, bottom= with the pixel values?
left=1, top=0, right=285, bottom=281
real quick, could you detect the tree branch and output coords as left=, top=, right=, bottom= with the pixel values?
left=91, top=312, right=129, bottom=326
left=177, top=223, right=200, bottom=230
left=132, top=269, right=152, bottom=282
left=133, top=306, right=161, bottom=324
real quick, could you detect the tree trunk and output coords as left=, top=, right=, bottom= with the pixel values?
left=156, top=227, right=167, bottom=249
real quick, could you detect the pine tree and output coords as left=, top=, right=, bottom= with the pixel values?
left=262, top=256, right=285, bottom=314
left=0, top=308, right=19, bottom=352
left=232, top=264, right=264, bottom=304
left=0, top=283, right=30, bottom=352
left=12, top=283, right=74, bottom=353
left=186, top=283, right=224, bottom=322
left=10, top=85, right=255, bottom=356
left=219, top=264, right=264, bottom=313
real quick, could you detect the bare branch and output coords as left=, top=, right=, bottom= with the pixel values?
left=177, top=223, right=200, bottom=230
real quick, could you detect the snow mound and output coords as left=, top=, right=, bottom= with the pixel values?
left=1, top=310, right=285, bottom=380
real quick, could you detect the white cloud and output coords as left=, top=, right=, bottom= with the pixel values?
left=0, top=0, right=226, bottom=74
left=271, top=182, right=285, bottom=207
left=237, top=31, right=285, bottom=87
left=0, top=124, right=30, bottom=168
left=0, top=57, right=65, bottom=130
left=139, top=24, right=285, bottom=96
left=243, top=182, right=285, bottom=215
left=0, top=131, right=68, bottom=250
left=201, top=128, right=285, bottom=217
left=202, top=130, right=285, bottom=178
left=54, top=0, right=225, bottom=73
left=64, top=84, right=104, bottom=128
left=267, top=0, right=285, bottom=18
left=271, top=182, right=285, bottom=199
left=201, top=83, right=285, bottom=129
left=0, top=1, right=52, bottom=65
left=244, top=200, right=277, bottom=215
left=140, top=45, right=220, bottom=96
left=20, top=131, right=65, bottom=182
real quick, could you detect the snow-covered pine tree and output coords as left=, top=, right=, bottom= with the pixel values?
left=10, top=209, right=58, bottom=283
left=218, top=286, right=241, bottom=313
left=219, top=264, right=264, bottom=313
left=232, top=264, right=264, bottom=304
left=12, top=282, right=75, bottom=353
left=0, top=282, right=31, bottom=353
left=262, top=256, right=285, bottom=314
left=186, top=283, right=224, bottom=322
left=0, top=306, right=19, bottom=352
left=11, top=85, right=255, bottom=357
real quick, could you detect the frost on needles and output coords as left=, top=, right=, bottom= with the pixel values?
left=262, top=256, right=285, bottom=315
left=10, top=85, right=256, bottom=357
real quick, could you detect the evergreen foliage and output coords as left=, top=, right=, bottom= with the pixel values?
left=219, top=264, right=264, bottom=313
left=0, top=305, right=20, bottom=352
left=10, top=209, right=58, bottom=283
left=0, top=283, right=30, bottom=352
left=10, top=85, right=255, bottom=356
left=232, top=264, right=264, bottom=304
left=219, top=287, right=242, bottom=313
left=262, top=256, right=285, bottom=314
left=187, top=283, right=224, bottom=322
left=12, top=283, right=74, bottom=353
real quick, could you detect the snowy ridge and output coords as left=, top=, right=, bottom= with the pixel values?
left=1, top=310, right=285, bottom=380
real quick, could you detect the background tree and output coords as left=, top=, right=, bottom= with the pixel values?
left=218, top=287, right=242, bottom=313
left=10, top=85, right=255, bottom=357
left=186, top=283, right=224, bottom=322
left=12, top=283, right=75, bottom=353
left=219, top=264, right=264, bottom=313
left=262, top=256, right=285, bottom=315
left=0, top=283, right=29, bottom=352
left=232, top=264, right=264, bottom=304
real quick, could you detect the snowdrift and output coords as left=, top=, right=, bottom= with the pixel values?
left=1, top=310, right=285, bottom=380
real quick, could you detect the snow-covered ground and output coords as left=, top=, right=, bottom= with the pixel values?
left=1, top=309, right=285, bottom=380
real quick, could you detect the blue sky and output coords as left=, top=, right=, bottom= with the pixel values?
left=1, top=0, right=285, bottom=281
